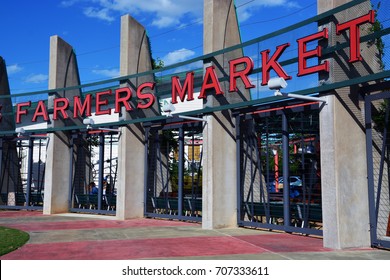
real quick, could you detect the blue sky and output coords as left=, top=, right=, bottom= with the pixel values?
left=1, top=0, right=319, bottom=94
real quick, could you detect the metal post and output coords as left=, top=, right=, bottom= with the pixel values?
left=265, top=118, right=270, bottom=201
left=37, top=139, right=42, bottom=193
left=178, top=127, right=184, bottom=218
left=25, top=137, right=34, bottom=206
left=282, top=110, right=290, bottom=227
left=109, top=134, right=113, bottom=194
left=98, top=132, right=104, bottom=210
left=365, top=96, right=377, bottom=245
left=191, top=126, right=195, bottom=199
left=144, top=127, right=150, bottom=215
left=0, top=138, right=3, bottom=192
left=68, top=135, right=75, bottom=209
left=235, top=113, right=241, bottom=222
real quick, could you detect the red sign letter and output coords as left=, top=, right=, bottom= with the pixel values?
left=114, top=87, right=133, bottom=114
left=53, top=97, right=70, bottom=120
left=171, top=72, right=194, bottom=104
left=336, top=10, right=375, bottom=62
left=261, top=43, right=291, bottom=86
left=198, top=65, right=223, bottom=99
left=95, top=90, right=112, bottom=116
left=73, top=94, right=92, bottom=118
left=16, top=101, right=31, bottom=124
left=297, top=28, right=329, bottom=76
left=32, top=100, right=49, bottom=122
left=137, top=82, right=156, bottom=109
left=229, top=56, right=255, bottom=92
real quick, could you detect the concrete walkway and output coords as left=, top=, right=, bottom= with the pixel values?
left=1, top=210, right=389, bottom=260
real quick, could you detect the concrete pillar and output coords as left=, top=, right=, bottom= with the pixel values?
left=202, top=0, right=250, bottom=229
left=0, top=57, right=14, bottom=132
left=318, top=0, right=378, bottom=248
left=116, top=15, right=158, bottom=219
left=44, top=36, right=82, bottom=214
left=0, top=56, right=21, bottom=201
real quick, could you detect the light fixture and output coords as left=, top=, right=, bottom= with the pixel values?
left=83, top=118, right=95, bottom=130
left=162, top=102, right=207, bottom=122
left=15, top=127, right=26, bottom=137
left=83, top=117, right=121, bottom=134
left=161, top=103, right=176, bottom=117
left=268, top=77, right=327, bottom=104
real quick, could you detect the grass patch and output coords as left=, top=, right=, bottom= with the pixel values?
left=0, top=226, right=30, bottom=256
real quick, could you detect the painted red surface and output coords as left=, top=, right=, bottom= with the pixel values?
left=235, top=234, right=330, bottom=253
left=0, top=210, right=337, bottom=260
left=0, top=210, right=42, bottom=218
left=1, top=235, right=266, bottom=260
left=3, top=217, right=198, bottom=232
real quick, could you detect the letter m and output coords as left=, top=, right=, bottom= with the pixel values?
left=171, top=71, right=194, bottom=104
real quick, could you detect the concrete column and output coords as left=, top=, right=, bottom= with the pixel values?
left=202, top=0, right=250, bottom=229
left=0, top=56, right=21, bottom=200
left=44, top=36, right=82, bottom=214
left=318, top=0, right=377, bottom=248
left=0, top=57, right=14, bottom=132
left=116, top=15, right=158, bottom=219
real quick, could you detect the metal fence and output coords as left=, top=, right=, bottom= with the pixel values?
left=235, top=102, right=322, bottom=235
left=0, top=136, right=47, bottom=210
left=69, top=131, right=119, bottom=214
left=144, top=119, right=203, bottom=222
left=365, top=91, right=390, bottom=249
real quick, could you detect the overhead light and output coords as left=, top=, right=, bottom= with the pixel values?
left=83, top=118, right=95, bottom=130
left=161, top=102, right=207, bottom=122
left=268, top=77, right=327, bottom=104
left=268, top=77, right=287, bottom=91
left=83, top=117, right=120, bottom=134
left=161, top=103, right=176, bottom=117
left=15, top=127, right=26, bottom=137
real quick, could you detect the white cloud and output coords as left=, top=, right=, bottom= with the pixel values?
left=162, top=48, right=195, bottom=66
left=83, top=7, right=115, bottom=22
left=60, top=0, right=79, bottom=7
left=64, top=0, right=203, bottom=27
left=235, top=0, right=301, bottom=22
left=24, top=74, right=48, bottom=84
left=62, top=0, right=303, bottom=27
left=92, top=68, right=120, bottom=78
left=6, top=64, right=23, bottom=75
left=64, top=0, right=301, bottom=28
left=152, top=16, right=179, bottom=29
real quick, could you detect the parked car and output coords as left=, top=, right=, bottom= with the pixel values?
left=289, top=176, right=302, bottom=187
left=269, top=176, right=302, bottom=198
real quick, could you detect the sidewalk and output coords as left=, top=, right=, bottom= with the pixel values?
left=1, top=210, right=389, bottom=260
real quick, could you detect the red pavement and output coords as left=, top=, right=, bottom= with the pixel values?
left=3, top=217, right=196, bottom=232
left=1, top=232, right=329, bottom=260
left=1, top=210, right=383, bottom=260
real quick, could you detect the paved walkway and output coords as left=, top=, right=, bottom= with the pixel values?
left=1, top=210, right=390, bottom=260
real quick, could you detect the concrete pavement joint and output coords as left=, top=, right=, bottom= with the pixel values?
left=211, top=228, right=294, bottom=260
